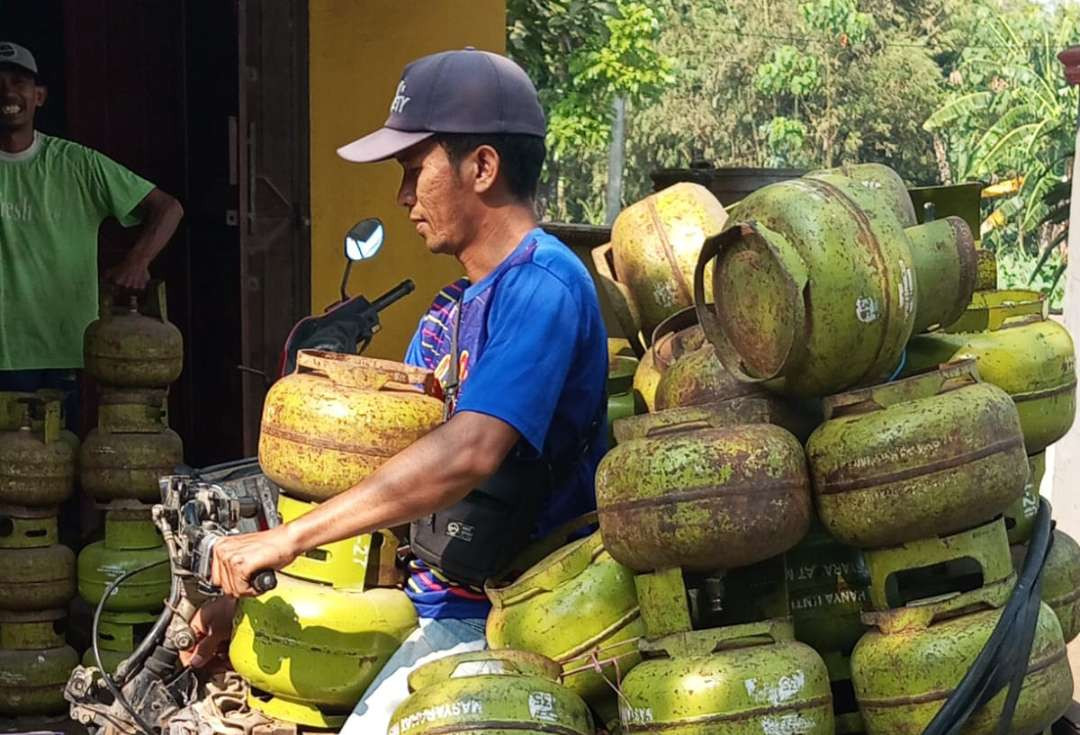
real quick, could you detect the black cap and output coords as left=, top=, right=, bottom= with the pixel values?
left=337, top=48, right=546, bottom=163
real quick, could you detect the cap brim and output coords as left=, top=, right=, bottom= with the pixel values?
left=336, top=128, right=435, bottom=163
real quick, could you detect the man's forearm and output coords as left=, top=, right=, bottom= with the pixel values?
left=129, top=190, right=183, bottom=266
left=281, top=412, right=518, bottom=555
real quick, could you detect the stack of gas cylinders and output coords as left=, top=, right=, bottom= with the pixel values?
left=77, top=284, right=182, bottom=674
left=0, top=394, right=78, bottom=719
left=387, top=163, right=1079, bottom=735
left=236, top=350, right=442, bottom=728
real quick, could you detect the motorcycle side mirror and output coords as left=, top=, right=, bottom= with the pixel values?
left=341, top=218, right=385, bottom=300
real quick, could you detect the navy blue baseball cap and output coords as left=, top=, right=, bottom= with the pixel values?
left=337, top=48, right=546, bottom=163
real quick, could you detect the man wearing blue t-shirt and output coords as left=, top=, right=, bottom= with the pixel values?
left=191, top=48, right=608, bottom=732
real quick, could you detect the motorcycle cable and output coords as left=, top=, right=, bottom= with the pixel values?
left=921, top=498, right=1054, bottom=735
left=91, top=559, right=171, bottom=735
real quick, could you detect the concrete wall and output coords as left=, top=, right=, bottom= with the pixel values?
left=308, top=0, right=506, bottom=360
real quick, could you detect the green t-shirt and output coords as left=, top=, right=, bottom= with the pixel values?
left=0, top=133, right=155, bottom=370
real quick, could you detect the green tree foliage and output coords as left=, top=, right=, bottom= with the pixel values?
left=923, top=0, right=1080, bottom=306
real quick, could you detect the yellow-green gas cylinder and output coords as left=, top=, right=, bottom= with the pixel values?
left=618, top=620, right=834, bottom=734
left=1012, top=530, right=1080, bottom=644
left=609, top=183, right=727, bottom=341
left=0, top=404, right=75, bottom=508
left=276, top=493, right=395, bottom=590
left=80, top=427, right=184, bottom=504
left=0, top=610, right=79, bottom=716
left=906, top=293, right=1076, bottom=454
left=597, top=407, right=811, bottom=572
left=259, top=351, right=443, bottom=501
left=390, top=650, right=595, bottom=735
left=1004, top=453, right=1045, bottom=545
left=0, top=544, right=75, bottom=612
left=808, top=360, right=1027, bottom=548
left=230, top=574, right=418, bottom=728
left=83, top=285, right=183, bottom=388
left=485, top=531, right=644, bottom=711
left=78, top=511, right=170, bottom=611
left=81, top=610, right=158, bottom=673
left=853, top=598, right=1072, bottom=734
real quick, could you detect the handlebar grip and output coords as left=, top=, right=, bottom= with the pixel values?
left=251, top=570, right=278, bottom=594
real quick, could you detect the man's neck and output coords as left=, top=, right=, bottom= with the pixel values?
left=0, top=127, right=35, bottom=154
left=457, top=205, right=539, bottom=284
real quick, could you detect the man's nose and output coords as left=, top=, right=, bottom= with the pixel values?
left=397, top=180, right=416, bottom=208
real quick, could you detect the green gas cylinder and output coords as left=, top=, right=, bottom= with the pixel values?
left=486, top=531, right=644, bottom=711
left=906, top=293, right=1076, bottom=455
left=78, top=511, right=170, bottom=611
left=0, top=404, right=75, bottom=508
left=607, top=356, right=639, bottom=444
left=0, top=543, right=75, bottom=612
left=81, top=610, right=158, bottom=674
left=617, top=620, right=834, bottom=734
left=853, top=593, right=1071, bottom=734
left=808, top=360, right=1026, bottom=549
left=694, top=167, right=975, bottom=397
left=0, top=610, right=79, bottom=716
left=1012, top=529, right=1080, bottom=644
left=597, top=407, right=811, bottom=572
left=390, top=650, right=595, bottom=735
left=1005, top=453, right=1045, bottom=545
left=83, top=286, right=183, bottom=388
left=80, top=427, right=184, bottom=504
left=230, top=574, right=418, bottom=728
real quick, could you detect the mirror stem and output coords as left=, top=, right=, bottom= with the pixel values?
left=340, top=261, right=354, bottom=302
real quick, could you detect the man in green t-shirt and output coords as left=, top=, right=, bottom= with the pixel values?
left=0, top=41, right=183, bottom=412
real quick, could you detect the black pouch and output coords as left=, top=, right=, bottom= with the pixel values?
left=409, top=455, right=553, bottom=588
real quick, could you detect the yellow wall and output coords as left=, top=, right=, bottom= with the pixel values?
left=309, top=0, right=507, bottom=360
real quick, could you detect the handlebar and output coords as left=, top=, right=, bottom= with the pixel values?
left=371, top=279, right=415, bottom=314
left=251, top=570, right=278, bottom=594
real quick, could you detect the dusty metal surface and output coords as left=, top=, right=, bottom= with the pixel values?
left=0, top=610, right=77, bottom=717
left=809, top=361, right=1027, bottom=549
left=80, top=427, right=184, bottom=503
left=485, top=532, right=644, bottom=709
left=259, top=351, right=443, bottom=501
left=906, top=310, right=1077, bottom=455
left=1005, top=453, right=1045, bottom=545
left=596, top=416, right=811, bottom=573
left=393, top=650, right=594, bottom=735
left=0, top=420, right=75, bottom=508
left=610, top=183, right=727, bottom=341
left=808, top=162, right=918, bottom=227
left=943, top=288, right=1045, bottom=333
left=694, top=166, right=976, bottom=399
left=786, top=522, right=871, bottom=655
left=619, top=621, right=834, bottom=734
left=852, top=602, right=1072, bottom=735
left=654, top=342, right=764, bottom=411
left=0, top=544, right=75, bottom=612
left=1013, top=530, right=1080, bottom=644
left=975, top=249, right=998, bottom=291
left=83, top=286, right=183, bottom=388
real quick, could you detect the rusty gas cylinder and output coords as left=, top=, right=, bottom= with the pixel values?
left=84, top=287, right=183, bottom=388
left=853, top=599, right=1071, bottom=734
left=617, top=620, right=834, bottom=734
left=609, top=183, right=728, bottom=341
left=0, top=408, right=75, bottom=508
left=0, top=542, right=75, bottom=612
left=391, top=650, right=595, bottom=735
left=80, top=428, right=184, bottom=503
left=975, top=249, right=998, bottom=291
left=1012, top=529, right=1080, bottom=644
left=694, top=167, right=975, bottom=397
left=809, top=163, right=917, bottom=226
left=0, top=610, right=78, bottom=717
left=808, top=360, right=1027, bottom=548
left=597, top=405, right=811, bottom=572
left=632, top=309, right=704, bottom=412
left=906, top=297, right=1076, bottom=455
left=1004, top=453, right=1045, bottom=545
left=485, top=531, right=644, bottom=711
left=259, top=351, right=443, bottom=501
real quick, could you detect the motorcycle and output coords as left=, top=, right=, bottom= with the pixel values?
left=65, top=217, right=416, bottom=735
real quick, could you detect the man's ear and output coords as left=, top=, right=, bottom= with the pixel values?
left=471, top=145, right=501, bottom=195
left=34, top=85, right=47, bottom=109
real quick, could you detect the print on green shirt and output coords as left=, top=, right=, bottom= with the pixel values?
left=0, top=133, right=154, bottom=370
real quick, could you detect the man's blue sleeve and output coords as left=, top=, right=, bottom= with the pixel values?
left=403, top=317, right=426, bottom=368
left=456, top=264, right=580, bottom=454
